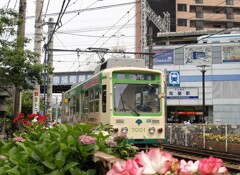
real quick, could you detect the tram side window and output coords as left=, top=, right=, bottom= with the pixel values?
left=94, top=88, right=99, bottom=112
left=89, top=90, right=94, bottom=112
left=70, top=97, right=76, bottom=115
left=65, top=99, right=70, bottom=116
left=84, top=91, right=89, bottom=113
left=102, top=85, right=107, bottom=113
left=80, top=92, right=84, bottom=115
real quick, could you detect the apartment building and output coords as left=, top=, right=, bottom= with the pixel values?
left=176, top=0, right=240, bottom=32
left=135, top=0, right=240, bottom=53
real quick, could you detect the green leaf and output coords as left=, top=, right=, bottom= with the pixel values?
left=6, top=166, right=21, bottom=175
left=86, top=169, right=97, bottom=175
left=42, top=160, right=56, bottom=170
left=58, top=124, right=68, bottom=132
left=0, top=167, right=5, bottom=175
left=63, top=162, right=79, bottom=172
left=49, top=170, right=60, bottom=175
left=67, top=135, right=75, bottom=145
left=55, top=151, right=65, bottom=169
left=31, top=150, right=42, bottom=162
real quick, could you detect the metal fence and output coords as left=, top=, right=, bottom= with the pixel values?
left=165, top=123, right=240, bottom=154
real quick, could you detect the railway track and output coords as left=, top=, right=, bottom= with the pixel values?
left=162, top=144, right=240, bottom=174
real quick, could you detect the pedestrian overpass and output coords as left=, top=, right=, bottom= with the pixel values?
left=40, top=71, right=93, bottom=93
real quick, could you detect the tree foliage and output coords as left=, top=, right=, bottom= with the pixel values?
left=5, top=92, right=45, bottom=116
left=0, top=8, right=44, bottom=91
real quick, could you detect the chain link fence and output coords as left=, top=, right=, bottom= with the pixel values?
left=165, top=123, right=240, bottom=154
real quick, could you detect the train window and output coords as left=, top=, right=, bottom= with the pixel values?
left=145, top=75, right=155, bottom=80
left=89, top=101, right=94, bottom=112
left=102, top=85, right=107, bottom=113
left=114, top=84, right=160, bottom=113
left=117, top=74, right=126, bottom=80
left=70, top=97, right=76, bottom=115
left=84, top=91, right=89, bottom=113
left=129, top=74, right=144, bottom=80
left=95, top=88, right=99, bottom=99
left=80, top=92, right=84, bottom=114
left=94, top=101, right=99, bottom=112
left=90, top=89, right=94, bottom=100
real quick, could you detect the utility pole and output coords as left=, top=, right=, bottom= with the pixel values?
left=13, top=0, right=26, bottom=120
left=46, top=18, right=54, bottom=120
left=32, top=0, right=43, bottom=114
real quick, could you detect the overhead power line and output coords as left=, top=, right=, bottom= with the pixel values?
left=26, top=1, right=138, bottom=19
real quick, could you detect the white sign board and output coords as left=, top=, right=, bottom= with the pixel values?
left=167, top=88, right=199, bottom=99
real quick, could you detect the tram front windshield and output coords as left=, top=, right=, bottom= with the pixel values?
left=114, top=84, right=160, bottom=114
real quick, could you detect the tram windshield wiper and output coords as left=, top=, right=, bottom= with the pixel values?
left=120, top=93, right=140, bottom=116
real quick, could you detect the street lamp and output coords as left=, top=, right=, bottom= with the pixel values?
left=197, top=64, right=210, bottom=123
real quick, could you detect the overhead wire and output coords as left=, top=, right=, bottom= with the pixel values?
left=26, top=1, right=137, bottom=19
left=63, top=0, right=99, bottom=27
left=62, top=0, right=101, bottom=71
left=72, top=3, right=138, bottom=71
left=46, top=0, right=71, bottom=47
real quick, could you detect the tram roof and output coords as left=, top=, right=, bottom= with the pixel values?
left=94, top=58, right=146, bottom=74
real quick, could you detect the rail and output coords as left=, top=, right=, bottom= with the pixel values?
left=162, top=144, right=240, bottom=174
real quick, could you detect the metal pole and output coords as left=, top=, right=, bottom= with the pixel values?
left=197, top=65, right=209, bottom=123
left=202, top=70, right=205, bottom=122
left=43, top=46, right=47, bottom=115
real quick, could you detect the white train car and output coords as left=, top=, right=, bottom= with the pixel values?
left=197, top=33, right=240, bottom=44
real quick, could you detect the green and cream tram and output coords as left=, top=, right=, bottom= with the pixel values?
left=62, top=58, right=166, bottom=144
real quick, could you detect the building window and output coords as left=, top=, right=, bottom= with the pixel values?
left=213, top=25, right=222, bottom=28
left=178, top=19, right=187, bottom=26
left=178, top=4, right=187, bottom=12
left=196, top=21, right=203, bottom=30
left=226, top=0, right=233, bottom=5
left=196, top=0, right=203, bottom=4
left=226, top=8, right=234, bottom=19
left=196, top=7, right=203, bottom=18
left=227, top=22, right=233, bottom=28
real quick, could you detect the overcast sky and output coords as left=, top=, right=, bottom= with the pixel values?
left=1, top=0, right=136, bottom=72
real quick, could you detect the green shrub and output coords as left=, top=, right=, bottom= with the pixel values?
left=0, top=123, right=98, bottom=175
left=0, top=122, right=138, bottom=175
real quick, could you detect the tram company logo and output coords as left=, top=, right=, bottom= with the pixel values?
left=135, top=119, right=143, bottom=126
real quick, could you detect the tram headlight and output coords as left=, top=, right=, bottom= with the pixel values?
left=149, top=127, right=155, bottom=134
left=157, top=128, right=163, bottom=133
left=121, top=127, right=128, bottom=134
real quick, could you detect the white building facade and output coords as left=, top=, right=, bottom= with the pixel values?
left=152, top=42, right=240, bottom=124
